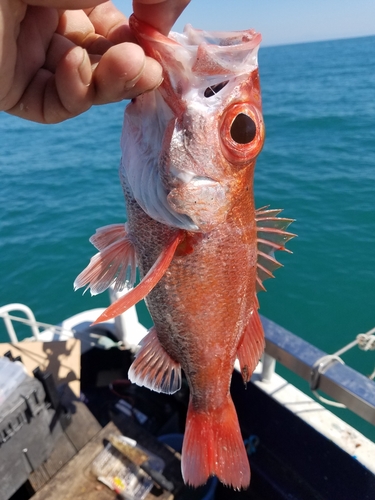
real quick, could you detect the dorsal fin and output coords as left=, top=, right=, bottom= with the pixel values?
left=256, top=206, right=296, bottom=292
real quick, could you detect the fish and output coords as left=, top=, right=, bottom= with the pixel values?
left=74, top=15, right=295, bottom=490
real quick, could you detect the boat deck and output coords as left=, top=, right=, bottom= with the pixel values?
left=2, top=304, right=375, bottom=500
left=30, top=418, right=179, bottom=500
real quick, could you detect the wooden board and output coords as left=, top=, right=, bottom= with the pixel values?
left=0, top=339, right=81, bottom=397
left=29, top=399, right=101, bottom=492
left=62, top=396, right=103, bottom=452
left=31, top=421, right=176, bottom=500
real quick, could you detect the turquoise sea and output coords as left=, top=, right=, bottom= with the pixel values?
left=1, top=35, right=374, bottom=439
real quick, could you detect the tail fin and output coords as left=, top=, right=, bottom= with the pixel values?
left=181, top=396, right=250, bottom=489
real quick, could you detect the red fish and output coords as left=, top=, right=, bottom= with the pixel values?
left=75, top=16, right=294, bottom=489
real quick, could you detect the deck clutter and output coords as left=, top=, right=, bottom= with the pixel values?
left=0, top=355, right=71, bottom=499
left=0, top=304, right=375, bottom=499
left=0, top=344, right=208, bottom=500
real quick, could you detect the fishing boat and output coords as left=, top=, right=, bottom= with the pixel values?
left=0, top=294, right=374, bottom=500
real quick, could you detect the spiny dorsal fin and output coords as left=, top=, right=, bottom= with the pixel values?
left=256, top=206, right=296, bottom=292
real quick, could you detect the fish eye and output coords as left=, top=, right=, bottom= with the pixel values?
left=204, top=81, right=229, bottom=98
left=230, top=113, right=257, bottom=144
left=220, top=103, right=264, bottom=163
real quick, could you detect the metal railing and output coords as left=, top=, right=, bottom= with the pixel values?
left=1, top=303, right=374, bottom=426
left=0, top=304, right=41, bottom=342
left=261, top=315, right=375, bottom=425
left=0, top=304, right=75, bottom=343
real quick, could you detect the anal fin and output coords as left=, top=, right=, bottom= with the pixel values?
left=237, top=308, right=265, bottom=384
left=128, top=327, right=182, bottom=394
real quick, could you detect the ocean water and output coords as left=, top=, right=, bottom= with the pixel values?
left=1, top=35, right=374, bottom=439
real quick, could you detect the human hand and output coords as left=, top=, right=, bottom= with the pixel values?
left=0, top=0, right=189, bottom=123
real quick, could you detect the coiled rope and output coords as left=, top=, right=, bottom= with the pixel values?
left=311, top=326, right=375, bottom=408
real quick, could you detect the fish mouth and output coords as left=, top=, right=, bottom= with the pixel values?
left=167, top=165, right=229, bottom=232
left=169, top=166, right=217, bottom=187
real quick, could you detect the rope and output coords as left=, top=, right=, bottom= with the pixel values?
left=357, top=329, right=375, bottom=351
left=0, top=312, right=76, bottom=337
left=312, top=391, right=347, bottom=408
left=334, top=326, right=375, bottom=356
left=310, top=354, right=347, bottom=408
left=310, top=325, right=375, bottom=407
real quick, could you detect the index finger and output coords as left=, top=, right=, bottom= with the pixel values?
left=85, top=2, right=134, bottom=44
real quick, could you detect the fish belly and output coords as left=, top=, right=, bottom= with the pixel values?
left=127, top=191, right=257, bottom=405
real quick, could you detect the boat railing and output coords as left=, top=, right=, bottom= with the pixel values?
left=0, top=304, right=75, bottom=343
left=1, top=303, right=374, bottom=426
left=0, top=303, right=42, bottom=342
left=260, top=315, right=375, bottom=426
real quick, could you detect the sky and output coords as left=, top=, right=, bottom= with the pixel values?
left=114, top=0, right=375, bottom=46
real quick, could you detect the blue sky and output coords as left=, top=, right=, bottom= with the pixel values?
left=114, top=0, right=375, bottom=46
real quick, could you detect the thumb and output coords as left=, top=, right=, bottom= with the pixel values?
left=133, top=0, right=190, bottom=35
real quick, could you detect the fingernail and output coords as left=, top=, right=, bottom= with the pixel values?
left=124, top=74, right=165, bottom=100
left=139, top=76, right=164, bottom=96
left=154, top=76, right=164, bottom=91
left=78, top=48, right=92, bottom=87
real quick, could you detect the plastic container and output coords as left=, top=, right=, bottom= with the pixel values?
left=158, top=433, right=218, bottom=500
left=0, top=374, right=56, bottom=499
left=0, top=357, right=28, bottom=405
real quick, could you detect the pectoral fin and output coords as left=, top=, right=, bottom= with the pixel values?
left=92, top=230, right=184, bottom=324
left=89, top=223, right=128, bottom=251
left=74, top=224, right=137, bottom=295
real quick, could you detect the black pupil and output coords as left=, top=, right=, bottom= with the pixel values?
left=230, top=113, right=256, bottom=144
